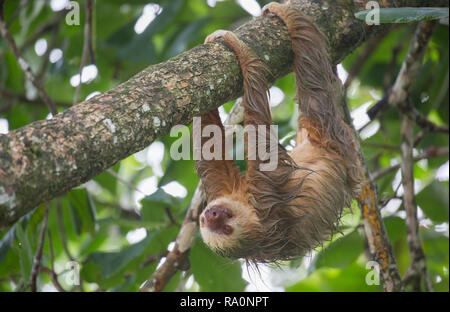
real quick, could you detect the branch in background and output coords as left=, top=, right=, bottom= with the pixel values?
left=5, top=0, right=30, bottom=28
left=39, top=267, right=65, bottom=292
left=400, top=110, right=434, bottom=291
left=36, top=22, right=61, bottom=81
left=106, top=169, right=144, bottom=194
left=0, top=5, right=58, bottom=115
left=73, top=0, right=94, bottom=105
left=344, top=27, right=393, bottom=90
left=382, top=39, right=406, bottom=92
left=140, top=186, right=203, bottom=292
left=0, top=88, right=71, bottom=113
left=367, top=20, right=437, bottom=121
left=405, top=105, right=449, bottom=134
left=1, top=0, right=446, bottom=229
left=56, top=199, right=74, bottom=261
left=29, top=204, right=49, bottom=292
left=396, top=21, right=436, bottom=292
left=42, top=231, right=66, bottom=292
left=371, top=146, right=449, bottom=181
left=362, top=142, right=400, bottom=151
left=18, top=9, right=67, bottom=54
left=93, top=198, right=141, bottom=220
left=340, top=89, right=403, bottom=292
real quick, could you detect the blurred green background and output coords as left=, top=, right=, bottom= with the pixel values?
left=0, top=0, right=448, bottom=292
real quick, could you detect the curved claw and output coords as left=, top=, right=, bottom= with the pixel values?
left=261, top=2, right=281, bottom=16
left=204, top=29, right=230, bottom=44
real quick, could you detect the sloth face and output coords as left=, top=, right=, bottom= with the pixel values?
left=199, top=197, right=260, bottom=257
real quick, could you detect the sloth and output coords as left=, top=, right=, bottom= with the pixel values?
left=195, top=2, right=364, bottom=263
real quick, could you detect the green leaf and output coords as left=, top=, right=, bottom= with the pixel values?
left=313, top=230, right=364, bottom=270
left=14, top=224, right=34, bottom=283
left=190, top=238, right=246, bottom=291
left=384, top=216, right=407, bottom=243
left=0, top=225, right=16, bottom=264
left=165, top=17, right=210, bottom=58
left=81, top=226, right=177, bottom=289
left=141, top=188, right=180, bottom=222
left=416, top=181, right=449, bottom=223
left=93, top=163, right=120, bottom=195
left=106, top=0, right=184, bottom=63
left=67, top=189, right=97, bottom=234
left=355, top=7, right=449, bottom=24
left=287, top=263, right=381, bottom=292
left=0, top=209, right=38, bottom=265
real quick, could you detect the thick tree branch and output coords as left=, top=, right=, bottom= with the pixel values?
left=0, top=0, right=446, bottom=228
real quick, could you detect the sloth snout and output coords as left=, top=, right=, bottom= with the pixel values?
left=204, top=205, right=232, bottom=232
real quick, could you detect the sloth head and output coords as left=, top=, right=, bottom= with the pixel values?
left=199, top=197, right=264, bottom=259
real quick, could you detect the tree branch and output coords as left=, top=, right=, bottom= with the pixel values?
left=371, top=146, right=449, bottom=180
left=0, top=0, right=445, bottom=228
left=340, top=87, right=403, bottom=291
left=398, top=21, right=436, bottom=292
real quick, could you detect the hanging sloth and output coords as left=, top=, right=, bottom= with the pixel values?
left=195, top=2, right=364, bottom=263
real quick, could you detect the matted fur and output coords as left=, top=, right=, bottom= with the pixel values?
left=196, top=4, right=364, bottom=263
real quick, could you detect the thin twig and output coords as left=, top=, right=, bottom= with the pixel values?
left=400, top=110, right=433, bottom=291
left=405, top=106, right=449, bottom=134
left=39, top=267, right=65, bottom=292
left=106, top=169, right=144, bottom=194
left=29, top=204, right=50, bottom=292
left=36, top=22, right=61, bottom=81
left=340, top=87, right=403, bottom=292
left=367, top=21, right=437, bottom=121
left=344, top=28, right=392, bottom=90
left=44, top=231, right=66, bottom=292
left=371, top=146, right=449, bottom=181
left=0, top=4, right=58, bottom=115
left=378, top=20, right=437, bottom=292
left=93, top=198, right=141, bottom=220
left=362, top=142, right=400, bottom=151
left=56, top=199, right=74, bottom=261
left=18, top=9, right=67, bottom=54
left=0, top=88, right=71, bottom=113
left=73, top=0, right=94, bottom=105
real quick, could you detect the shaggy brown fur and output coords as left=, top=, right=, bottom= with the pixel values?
left=195, top=3, right=363, bottom=263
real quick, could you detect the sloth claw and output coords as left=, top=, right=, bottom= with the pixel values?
left=204, top=29, right=230, bottom=44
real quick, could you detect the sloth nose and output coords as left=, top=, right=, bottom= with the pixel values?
left=204, top=205, right=231, bottom=231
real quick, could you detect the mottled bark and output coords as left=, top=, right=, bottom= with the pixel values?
left=0, top=0, right=446, bottom=228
